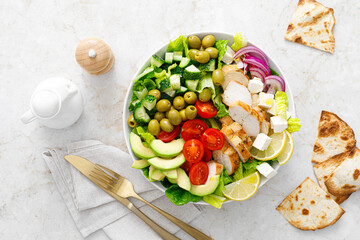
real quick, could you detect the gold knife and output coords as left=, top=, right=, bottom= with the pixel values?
left=64, top=155, right=180, bottom=240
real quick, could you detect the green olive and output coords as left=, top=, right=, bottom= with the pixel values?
left=165, top=106, right=175, bottom=119
left=205, top=47, right=219, bottom=59
left=202, top=35, right=216, bottom=48
left=148, top=89, right=161, bottom=100
left=185, top=105, right=197, bottom=120
left=184, top=91, right=197, bottom=104
left=195, top=51, right=210, bottom=64
left=199, top=88, right=212, bottom=102
left=179, top=109, right=187, bottom=122
left=148, top=119, right=160, bottom=136
left=188, top=35, right=201, bottom=49
left=212, top=69, right=225, bottom=85
left=128, top=114, right=137, bottom=128
left=189, top=49, right=199, bottom=60
left=154, top=112, right=165, bottom=122
left=168, top=109, right=182, bottom=126
left=173, top=96, right=185, bottom=110
left=160, top=118, right=174, bottom=133
left=156, top=99, right=171, bottom=112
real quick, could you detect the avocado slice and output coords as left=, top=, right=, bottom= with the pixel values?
left=167, top=177, right=177, bottom=184
left=149, top=165, right=165, bottom=181
left=150, top=139, right=185, bottom=158
left=148, top=153, right=186, bottom=170
left=131, top=159, right=150, bottom=169
left=130, top=132, right=156, bottom=159
left=161, top=169, right=178, bottom=179
left=190, top=175, right=220, bottom=196
left=176, top=168, right=191, bottom=191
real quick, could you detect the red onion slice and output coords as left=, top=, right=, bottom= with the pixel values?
left=244, top=55, right=271, bottom=76
left=249, top=66, right=267, bottom=82
left=264, top=75, right=286, bottom=93
left=234, top=46, right=269, bottom=65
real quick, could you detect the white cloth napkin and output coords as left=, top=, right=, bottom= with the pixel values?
left=43, top=140, right=202, bottom=239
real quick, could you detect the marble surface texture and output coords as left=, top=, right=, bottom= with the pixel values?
left=1, top=0, right=360, bottom=239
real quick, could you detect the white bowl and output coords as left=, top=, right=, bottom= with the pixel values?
left=123, top=32, right=295, bottom=205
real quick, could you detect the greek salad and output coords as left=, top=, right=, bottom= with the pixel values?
left=127, top=33, right=301, bottom=208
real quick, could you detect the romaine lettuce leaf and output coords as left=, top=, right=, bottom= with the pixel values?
left=133, top=126, right=155, bottom=144
left=203, top=194, right=226, bottom=209
left=213, top=85, right=229, bottom=118
left=167, top=35, right=189, bottom=58
left=213, top=170, right=233, bottom=197
left=287, top=118, right=301, bottom=133
left=232, top=162, right=244, bottom=181
left=275, top=91, right=288, bottom=119
left=215, top=40, right=229, bottom=69
left=231, top=32, right=247, bottom=51
left=165, top=185, right=202, bottom=206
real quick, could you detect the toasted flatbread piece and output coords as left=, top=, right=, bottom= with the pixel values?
left=276, top=177, right=344, bottom=230
left=312, top=111, right=356, bottom=163
left=285, top=0, right=335, bottom=53
left=325, top=148, right=360, bottom=195
left=313, top=152, right=351, bottom=204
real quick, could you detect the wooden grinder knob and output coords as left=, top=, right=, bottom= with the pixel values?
left=75, top=38, right=114, bottom=75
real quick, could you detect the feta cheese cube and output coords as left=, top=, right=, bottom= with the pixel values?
left=256, top=162, right=277, bottom=179
left=270, top=116, right=288, bottom=133
left=221, top=46, right=235, bottom=64
left=258, top=92, right=274, bottom=109
left=253, top=133, right=272, bottom=151
left=248, top=78, right=264, bottom=93
left=267, top=102, right=277, bottom=115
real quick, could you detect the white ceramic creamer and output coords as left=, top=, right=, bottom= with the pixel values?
left=21, top=77, right=83, bottom=129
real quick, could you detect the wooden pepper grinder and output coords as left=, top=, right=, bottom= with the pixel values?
left=75, top=38, right=114, bottom=75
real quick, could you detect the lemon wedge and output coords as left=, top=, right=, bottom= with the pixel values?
left=222, top=171, right=260, bottom=201
left=250, top=131, right=287, bottom=161
left=277, top=130, right=294, bottom=165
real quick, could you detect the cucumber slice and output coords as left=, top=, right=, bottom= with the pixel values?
left=151, top=55, right=164, bottom=68
left=177, top=86, right=188, bottom=94
left=185, top=80, right=199, bottom=92
left=165, top=52, right=174, bottom=64
left=133, top=105, right=151, bottom=124
left=129, top=132, right=156, bottom=159
left=170, top=74, right=181, bottom=90
left=179, top=57, right=191, bottom=68
left=173, top=51, right=183, bottom=61
left=198, top=59, right=216, bottom=72
left=131, top=159, right=150, bottom=169
left=183, top=65, right=201, bottom=80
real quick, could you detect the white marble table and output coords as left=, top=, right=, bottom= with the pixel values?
left=1, top=0, right=360, bottom=239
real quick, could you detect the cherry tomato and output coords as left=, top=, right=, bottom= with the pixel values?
left=181, top=119, right=208, bottom=141
left=157, top=125, right=180, bottom=143
left=201, top=128, right=225, bottom=150
left=189, top=162, right=209, bottom=185
left=201, top=148, right=211, bottom=162
left=195, top=100, right=217, bottom=119
left=183, top=139, right=204, bottom=163
left=180, top=161, right=193, bottom=174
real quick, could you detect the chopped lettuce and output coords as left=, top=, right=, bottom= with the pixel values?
left=133, top=126, right=155, bottom=144
left=269, top=67, right=280, bottom=76
left=213, top=85, right=229, bottom=118
left=213, top=170, right=232, bottom=197
left=133, top=66, right=154, bottom=82
left=215, top=40, right=229, bottom=69
left=132, top=79, right=156, bottom=101
left=231, top=32, right=248, bottom=51
left=287, top=118, right=301, bottom=133
left=142, top=166, right=150, bottom=179
left=275, top=91, right=288, bottom=119
left=232, top=162, right=244, bottom=181
left=165, top=185, right=202, bottom=206
left=167, top=35, right=189, bottom=58
left=203, top=194, right=226, bottom=209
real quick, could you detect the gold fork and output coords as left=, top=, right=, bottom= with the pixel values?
left=91, top=164, right=212, bottom=240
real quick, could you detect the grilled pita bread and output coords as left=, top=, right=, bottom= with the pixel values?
left=313, top=152, right=351, bottom=204
left=312, top=111, right=356, bottom=163
left=325, top=148, right=360, bottom=196
left=276, top=177, right=344, bottom=230
left=285, top=0, right=335, bottom=53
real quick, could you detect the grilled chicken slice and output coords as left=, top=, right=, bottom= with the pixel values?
left=206, top=161, right=224, bottom=183
left=213, top=141, right=239, bottom=175
left=219, top=116, right=234, bottom=126
left=253, top=106, right=270, bottom=135
left=251, top=93, right=259, bottom=108
left=222, top=70, right=249, bottom=89
left=221, top=125, right=251, bottom=162
left=222, top=80, right=252, bottom=107
left=229, top=101, right=263, bottom=137
left=221, top=64, right=238, bottom=74
left=229, top=122, right=253, bottom=149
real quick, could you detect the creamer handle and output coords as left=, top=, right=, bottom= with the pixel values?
left=21, top=110, right=37, bottom=124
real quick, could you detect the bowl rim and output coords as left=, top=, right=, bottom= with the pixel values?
left=123, top=31, right=296, bottom=206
